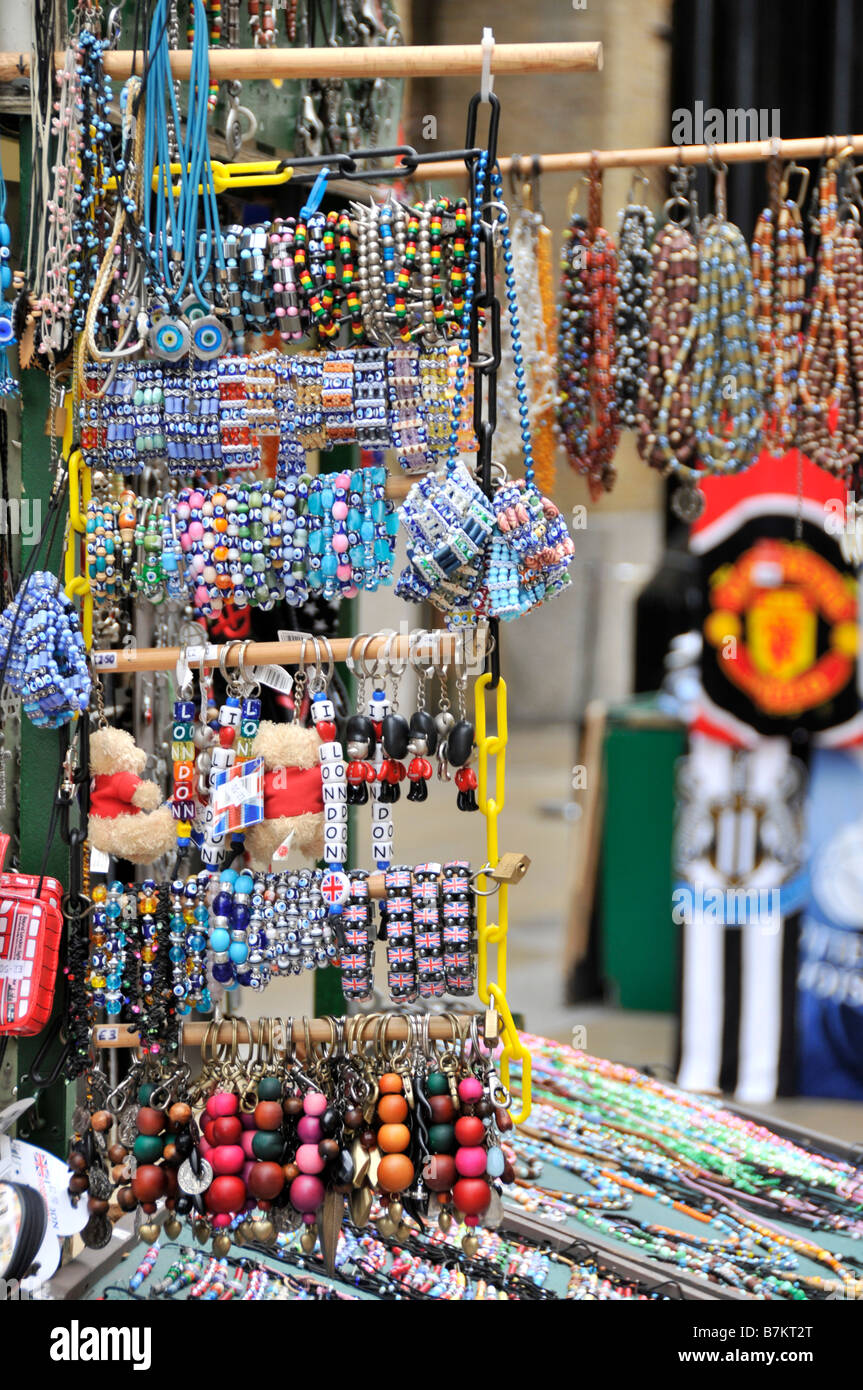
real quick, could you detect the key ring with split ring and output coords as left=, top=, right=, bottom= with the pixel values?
left=236, top=640, right=261, bottom=697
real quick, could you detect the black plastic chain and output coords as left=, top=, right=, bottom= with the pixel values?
left=465, top=92, right=502, bottom=687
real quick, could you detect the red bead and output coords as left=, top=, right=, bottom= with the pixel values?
left=248, top=1161, right=285, bottom=1201
left=205, top=1175, right=246, bottom=1214
left=317, top=721, right=337, bottom=742
left=131, top=1164, right=165, bottom=1203
left=455, top=767, right=478, bottom=791
left=452, top=1177, right=491, bottom=1217
left=454, top=1116, right=485, bottom=1147
left=212, top=1116, right=242, bottom=1146
left=429, top=1094, right=454, bottom=1123
left=219, top=726, right=236, bottom=747
left=424, top=1153, right=455, bottom=1192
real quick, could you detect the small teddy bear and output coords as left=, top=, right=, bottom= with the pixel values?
left=244, top=721, right=325, bottom=870
left=88, top=726, right=176, bottom=865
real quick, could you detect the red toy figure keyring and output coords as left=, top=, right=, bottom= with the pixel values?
left=344, top=633, right=378, bottom=806
left=406, top=631, right=437, bottom=802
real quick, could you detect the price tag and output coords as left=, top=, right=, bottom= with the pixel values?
left=92, top=651, right=118, bottom=670
left=95, top=1026, right=119, bottom=1043
left=89, top=847, right=111, bottom=874
left=254, top=664, right=294, bottom=695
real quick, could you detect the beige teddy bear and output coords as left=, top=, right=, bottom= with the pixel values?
left=244, top=721, right=325, bottom=870
left=88, top=727, right=176, bottom=865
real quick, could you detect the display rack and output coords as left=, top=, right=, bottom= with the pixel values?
left=0, top=40, right=603, bottom=83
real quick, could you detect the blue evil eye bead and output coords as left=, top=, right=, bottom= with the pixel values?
left=0, top=315, right=15, bottom=345
left=192, top=315, right=230, bottom=361
left=149, top=317, right=189, bottom=361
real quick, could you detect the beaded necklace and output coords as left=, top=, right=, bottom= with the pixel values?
left=687, top=167, right=764, bottom=485
left=505, top=1035, right=863, bottom=1299
left=556, top=166, right=620, bottom=497
left=614, top=195, right=655, bottom=429
left=798, top=162, right=863, bottom=479
left=636, top=216, right=699, bottom=480
left=751, top=163, right=809, bottom=452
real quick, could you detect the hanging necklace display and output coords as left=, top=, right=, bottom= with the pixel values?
left=636, top=168, right=699, bottom=488
left=614, top=174, right=654, bottom=430
left=686, top=155, right=764, bottom=496
left=751, top=159, right=809, bottom=454
left=555, top=159, right=620, bottom=498
left=797, top=157, right=863, bottom=480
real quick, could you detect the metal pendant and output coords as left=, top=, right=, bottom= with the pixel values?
left=118, top=1108, right=139, bottom=1148
left=178, top=1156, right=213, bottom=1195
left=81, top=1215, right=112, bottom=1249
left=671, top=480, right=706, bottom=523
left=148, top=316, right=190, bottom=361
left=87, top=1166, right=112, bottom=1201
left=191, top=314, right=230, bottom=361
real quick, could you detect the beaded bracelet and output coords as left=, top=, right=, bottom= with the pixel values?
left=382, top=864, right=417, bottom=1002
left=396, top=461, right=496, bottom=612
left=412, top=860, right=445, bottom=1000
left=340, top=870, right=375, bottom=1001
left=441, top=859, right=476, bottom=996
left=0, top=571, right=91, bottom=727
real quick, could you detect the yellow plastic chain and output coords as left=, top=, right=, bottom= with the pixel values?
left=63, top=417, right=93, bottom=651
left=474, top=671, right=532, bottom=1122
left=104, top=160, right=295, bottom=199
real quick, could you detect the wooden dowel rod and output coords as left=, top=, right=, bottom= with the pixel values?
left=405, top=134, right=863, bottom=182
left=92, top=1013, right=497, bottom=1049
left=92, top=627, right=487, bottom=675
left=0, top=40, right=602, bottom=84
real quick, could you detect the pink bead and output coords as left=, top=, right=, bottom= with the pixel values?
left=295, top=1143, right=325, bottom=1175
left=212, top=1213, right=232, bottom=1229
left=240, top=1131, right=257, bottom=1159
left=176, top=502, right=191, bottom=520
left=336, top=564, right=352, bottom=582
left=454, top=1145, right=487, bottom=1178
left=303, top=1212, right=316, bottom=1226
left=334, top=473, right=350, bottom=489
left=296, top=1116, right=322, bottom=1145
left=458, top=1077, right=484, bottom=1103
left=303, top=1092, right=328, bottom=1117
left=331, top=501, right=348, bottom=521
left=290, top=1174, right=325, bottom=1213
left=198, top=1136, right=212, bottom=1159
left=189, top=491, right=205, bottom=508
left=180, top=534, right=193, bottom=552
left=240, top=1111, right=257, bottom=1130
left=194, top=586, right=210, bottom=608
left=207, top=1090, right=240, bottom=1118
left=209, top=1144, right=245, bottom=1176
left=242, top=1161, right=255, bottom=1186
left=188, top=520, right=204, bottom=541
left=343, top=585, right=359, bottom=598
left=332, top=533, right=348, bottom=553
left=465, top=1214, right=480, bottom=1226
